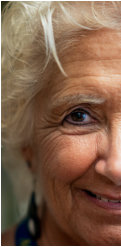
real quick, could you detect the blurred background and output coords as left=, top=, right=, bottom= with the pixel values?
left=1, top=1, right=8, bottom=11
left=1, top=2, right=33, bottom=232
left=1, top=164, right=19, bottom=232
left=1, top=1, right=16, bottom=232
left=1, top=147, right=33, bottom=232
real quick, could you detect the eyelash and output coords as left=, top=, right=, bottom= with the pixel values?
left=64, top=108, right=96, bottom=126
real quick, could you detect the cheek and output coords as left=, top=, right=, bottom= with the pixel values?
left=51, top=135, right=98, bottom=182
left=36, top=132, right=99, bottom=183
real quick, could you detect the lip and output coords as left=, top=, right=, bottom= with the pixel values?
left=75, top=188, right=121, bottom=211
left=83, top=189, right=121, bottom=201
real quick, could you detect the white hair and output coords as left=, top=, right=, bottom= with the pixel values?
left=2, top=1, right=121, bottom=150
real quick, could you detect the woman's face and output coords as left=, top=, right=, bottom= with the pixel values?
left=32, top=29, right=121, bottom=245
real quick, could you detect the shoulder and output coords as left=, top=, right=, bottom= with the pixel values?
left=1, top=225, right=17, bottom=246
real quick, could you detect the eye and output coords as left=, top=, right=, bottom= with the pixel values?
left=64, top=108, right=95, bottom=126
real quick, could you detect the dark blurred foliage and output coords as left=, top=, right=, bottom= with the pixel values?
left=1, top=1, right=9, bottom=12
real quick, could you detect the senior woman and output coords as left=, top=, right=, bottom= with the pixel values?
left=2, top=1, right=121, bottom=246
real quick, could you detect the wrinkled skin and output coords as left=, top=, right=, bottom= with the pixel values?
left=27, top=29, right=121, bottom=245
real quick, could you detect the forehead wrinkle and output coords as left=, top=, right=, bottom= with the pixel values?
left=60, top=31, right=121, bottom=64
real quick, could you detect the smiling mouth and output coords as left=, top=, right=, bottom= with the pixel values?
left=84, top=190, right=121, bottom=203
left=78, top=189, right=121, bottom=210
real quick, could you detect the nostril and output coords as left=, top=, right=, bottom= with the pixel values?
left=95, top=160, right=121, bottom=186
left=95, top=160, right=106, bottom=175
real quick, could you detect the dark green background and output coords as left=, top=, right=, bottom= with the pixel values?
left=1, top=1, right=9, bottom=11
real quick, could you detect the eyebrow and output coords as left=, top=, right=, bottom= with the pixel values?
left=51, top=93, right=106, bottom=109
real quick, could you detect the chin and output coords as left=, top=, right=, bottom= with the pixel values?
left=68, top=212, right=121, bottom=246
left=75, top=229, right=121, bottom=246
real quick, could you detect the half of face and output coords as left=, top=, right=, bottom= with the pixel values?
left=26, top=29, right=121, bottom=245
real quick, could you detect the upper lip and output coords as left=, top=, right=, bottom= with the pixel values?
left=82, top=189, right=121, bottom=200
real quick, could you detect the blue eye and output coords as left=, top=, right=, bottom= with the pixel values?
left=65, top=108, right=93, bottom=126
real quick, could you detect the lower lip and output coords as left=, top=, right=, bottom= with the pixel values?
left=77, top=190, right=121, bottom=210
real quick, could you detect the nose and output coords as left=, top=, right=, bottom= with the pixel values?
left=95, top=126, right=121, bottom=186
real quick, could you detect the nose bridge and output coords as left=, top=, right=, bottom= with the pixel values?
left=108, top=122, right=121, bottom=160
left=105, top=122, right=121, bottom=184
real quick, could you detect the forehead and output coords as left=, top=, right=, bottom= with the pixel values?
left=60, top=29, right=121, bottom=75
left=66, top=29, right=121, bottom=60
left=43, top=29, right=121, bottom=102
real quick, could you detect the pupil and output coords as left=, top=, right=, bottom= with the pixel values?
left=71, top=112, right=86, bottom=122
